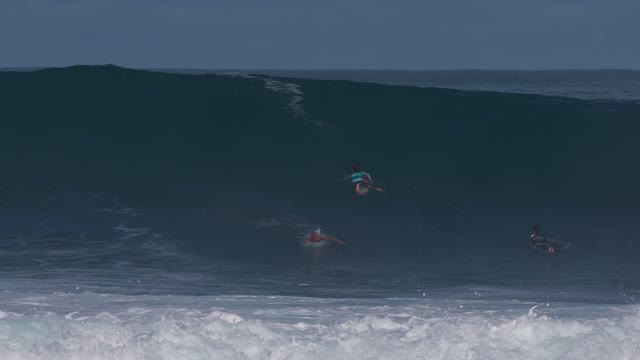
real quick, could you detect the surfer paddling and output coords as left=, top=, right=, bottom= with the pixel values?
left=305, top=229, right=344, bottom=245
left=351, top=163, right=383, bottom=197
left=529, top=226, right=555, bottom=253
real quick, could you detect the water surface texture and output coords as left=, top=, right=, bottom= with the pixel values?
left=1, top=66, right=639, bottom=359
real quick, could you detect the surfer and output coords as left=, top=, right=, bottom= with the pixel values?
left=529, top=226, right=555, bottom=253
left=351, top=163, right=383, bottom=197
left=305, top=229, right=344, bottom=245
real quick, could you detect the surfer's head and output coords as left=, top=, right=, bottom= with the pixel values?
left=532, top=226, right=541, bottom=236
left=352, top=163, right=362, bottom=172
left=308, top=230, right=321, bottom=241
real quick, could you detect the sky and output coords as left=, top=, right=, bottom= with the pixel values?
left=2, top=0, right=638, bottom=69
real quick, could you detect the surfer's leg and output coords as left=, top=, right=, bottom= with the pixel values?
left=354, top=183, right=369, bottom=196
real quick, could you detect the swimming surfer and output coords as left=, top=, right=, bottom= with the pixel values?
left=351, top=163, right=383, bottom=197
left=305, top=229, right=344, bottom=245
left=529, top=226, right=555, bottom=253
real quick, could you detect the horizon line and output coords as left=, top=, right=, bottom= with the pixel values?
left=1, top=65, right=639, bottom=72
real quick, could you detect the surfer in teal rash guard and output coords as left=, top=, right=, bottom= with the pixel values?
left=351, top=163, right=383, bottom=197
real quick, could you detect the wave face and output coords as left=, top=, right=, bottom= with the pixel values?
left=2, top=65, right=640, bottom=300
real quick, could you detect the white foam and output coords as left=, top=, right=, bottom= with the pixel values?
left=0, top=294, right=638, bottom=360
left=262, top=78, right=307, bottom=117
left=222, top=72, right=328, bottom=127
left=206, top=310, right=243, bottom=324
left=263, top=77, right=330, bottom=128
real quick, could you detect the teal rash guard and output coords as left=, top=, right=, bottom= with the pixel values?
left=351, top=171, right=371, bottom=184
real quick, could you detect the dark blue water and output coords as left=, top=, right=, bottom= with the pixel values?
left=163, top=68, right=640, bottom=101
left=3, top=66, right=640, bottom=359
left=2, top=65, right=640, bottom=300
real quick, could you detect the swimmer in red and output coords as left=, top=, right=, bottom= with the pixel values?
left=305, top=229, right=344, bottom=245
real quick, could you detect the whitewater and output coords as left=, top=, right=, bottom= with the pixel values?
left=1, top=292, right=639, bottom=360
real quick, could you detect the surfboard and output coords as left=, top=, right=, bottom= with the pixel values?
left=531, top=243, right=555, bottom=254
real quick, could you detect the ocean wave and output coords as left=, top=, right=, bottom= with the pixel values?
left=0, top=294, right=638, bottom=360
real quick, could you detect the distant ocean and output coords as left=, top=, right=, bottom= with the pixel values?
left=162, top=68, right=640, bottom=101
left=1, top=66, right=639, bottom=359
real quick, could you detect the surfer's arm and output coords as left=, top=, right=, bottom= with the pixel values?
left=321, top=236, right=344, bottom=244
